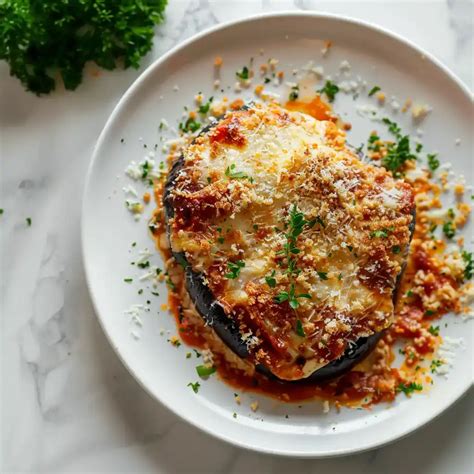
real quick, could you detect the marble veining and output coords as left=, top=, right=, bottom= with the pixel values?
left=1, top=1, right=473, bottom=473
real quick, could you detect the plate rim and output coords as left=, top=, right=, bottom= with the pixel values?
left=81, top=11, right=473, bottom=458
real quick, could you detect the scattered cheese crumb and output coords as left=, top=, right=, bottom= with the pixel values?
left=412, top=104, right=432, bottom=120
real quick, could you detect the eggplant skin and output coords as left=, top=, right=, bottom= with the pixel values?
left=163, top=117, right=416, bottom=385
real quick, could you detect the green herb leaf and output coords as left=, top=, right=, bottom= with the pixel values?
left=198, top=96, right=213, bottom=114
left=462, top=250, right=473, bottom=280
left=382, top=135, right=417, bottom=173
left=392, top=245, right=401, bottom=254
left=442, top=221, right=456, bottom=239
left=427, top=153, right=440, bottom=171
left=430, top=359, right=443, bottom=373
left=382, top=118, right=402, bottom=138
left=428, top=325, right=439, bottom=336
left=187, top=382, right=200, bottom=393
left=225, top=163, right=249, bottom=180
left=225, top=260, right=245, bottom=279
left=368, top=86, right=381, bottom=97
left=317, top=271, right=328, bottom=280
left=397, top=382, right=423, bottom=396
left=370, top=227, right=394, bottom=238
left=123, top=278, right=133, bottom=283
left=0, top=0, right=168, bottom=95
left=289, top=85, right=299, bottom=101
left=236, top=66, right=249, bottom=80
left=179, top=117, right=201, bottom=133
left=26, top=217, right=32, bottom=226
left=295, top=319, right=306, bottom=337
left=275, top=291, right=289, bottom=303
left=196, top=365, right=216, bottom=377
left=318, top=80, right=339, bottom=102
left=265, top=270, right=277, bottom=288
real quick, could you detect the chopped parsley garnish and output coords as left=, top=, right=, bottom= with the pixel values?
left=447, top=208, right=455, bottom=219
left=368, top=86, right=381, bottom=97
left=0, top=209, right=3, bottom=215
left=186, top=352, right=192, bottom=359
left=123, top=278, right=133, bottom=283
left=429, top=224, right=437, bottom=234
left=442, top=221, right=456, bottom=239
left=428, top=325, right=440, bottom=336
left=462, top=250, right=473, bottom=280
left=406, top=290, right=414, bottom=297
left=253, top=224, right=259, bottom=231
left=26, top=217, right=32, bottom=226
left=0, top=0, right=167, bottom=95
left=289, top=85, right=299, bottom=101
left=382, top=135, right=417, bottom=174
left=217, top=237, right=225, bottom=244
left=264, top=77, right=271, bottom=84
left=196, top=365, right=216, bottom=377
left=367, top=133, right=380, bottom=152
left=397, top=382, right=423, bottom=396
left=137, top=261, right=150, bottom=269
left=392, top=245, right=401, bottom=254
left=165, top=276, right=175, bottom=290
left=265, top=270, right=277, bottom=288
left=198, top=96, right=213, bottom=114
left=236, top=66, right=249, bottom=80
left=370, top=227, right=393, bottom=239
left=187, top=382, right=200, bottom=393
left=307, top=216, right=326, bottom=228
left=382, top=118, right=402, bottom=138
left=424, top=309, right=436, bottom=317
left=318, top=80, right=339, bottom=102
left=295, top=319, right=306, bottom=337
left=225, top=260, right=245, bottom=279
left=275, top=283, right=311, bottom=309
left=225, top=163, right=249, bottom=180
left=416, top=143, right=423, bottom=153
left=179, top=117, right=201, bottom=133
left=427, top=153, right=440, bottom=171
left=317, top=271, right=328, bottom=280
left=233, top=412, right=237, bottom=418
left=430, top=359, right=443, bottom=373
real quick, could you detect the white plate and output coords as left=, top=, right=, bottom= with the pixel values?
left=82, top=12, right=473, bottom=457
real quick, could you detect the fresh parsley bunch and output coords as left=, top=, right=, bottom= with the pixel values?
left=0, top=0, right=167, bottom=94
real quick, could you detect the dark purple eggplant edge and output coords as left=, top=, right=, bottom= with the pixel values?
left=163, top=113, right=416, bottom=384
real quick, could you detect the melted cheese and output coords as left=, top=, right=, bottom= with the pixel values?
left=168, top=103, right=414, bottom=380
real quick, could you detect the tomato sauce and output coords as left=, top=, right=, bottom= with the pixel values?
left=284, top=96, right=333, bottom=121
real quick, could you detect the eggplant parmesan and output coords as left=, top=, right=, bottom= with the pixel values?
left=164, top=103, right=415, bottom=382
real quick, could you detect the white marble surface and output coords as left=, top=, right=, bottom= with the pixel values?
left=1, top=1, right=473, bottom=473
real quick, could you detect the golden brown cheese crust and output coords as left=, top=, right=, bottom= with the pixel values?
left=168, top=103, right=414, bottom=380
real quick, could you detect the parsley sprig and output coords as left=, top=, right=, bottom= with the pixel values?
left=318, top=80, right=339, bottom=102
left=380, top=118, right=417, bottom=175
left=274, top=205, right=315, bottom=311
left=462, top=250, right=473, bottom=280
left=225, top=260, right=245, bottom=279
left=397, top=382, right=423, bottom=396
left=225, top=164, right=249, bottom=180
left=275, top=283, right=311, bottom=309
left=0, top=0, right=168, bottom=94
